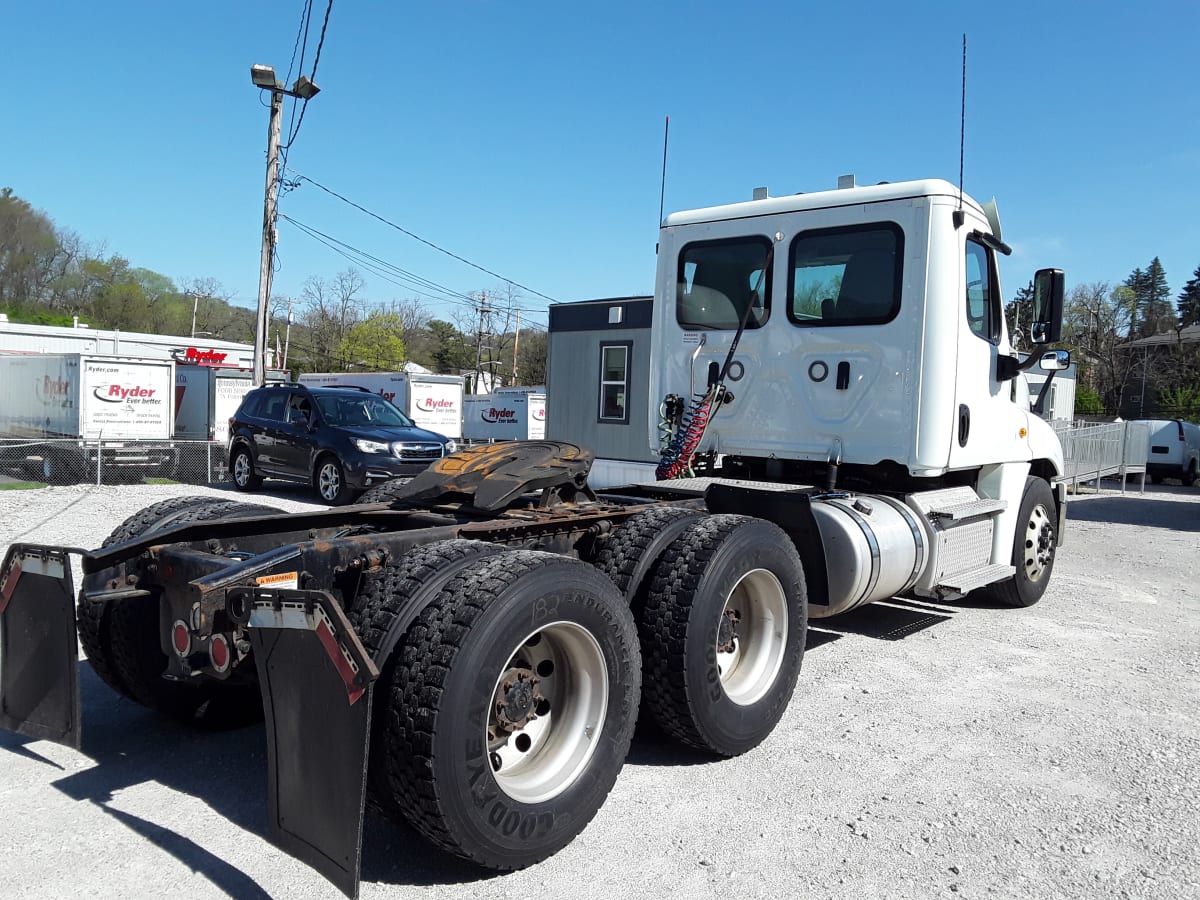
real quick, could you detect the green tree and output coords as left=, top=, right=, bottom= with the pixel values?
left=428, top=319, right=473, bottom=374
left=337, top=312, right=407, bottom=370
left=1004, top=280, right=1035, bottom=352
left=1126, top=258, right=1174, bottom=337
left=1178, top=265, right=1200, bottom=328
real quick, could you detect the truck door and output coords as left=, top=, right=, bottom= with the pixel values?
left=947, top=237, right=1025, bottom=468
left=277, top=393, right=319, bottom=476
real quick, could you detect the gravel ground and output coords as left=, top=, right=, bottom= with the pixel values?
left=0, top=481, right=1197, bottom=900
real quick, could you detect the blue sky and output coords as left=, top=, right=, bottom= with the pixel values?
left=3, top=1, right=1198, bottom=330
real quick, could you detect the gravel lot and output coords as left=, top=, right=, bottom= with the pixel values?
left=1, top=481, right=1197, bottom=900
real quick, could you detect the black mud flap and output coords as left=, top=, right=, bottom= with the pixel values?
left=239, top=587, right=380, bottom=900
left=0, top=544, right=80, bottom=748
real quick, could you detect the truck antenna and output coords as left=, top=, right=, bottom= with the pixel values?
left=658, top=115, right=670, bottom=226
left=954, top=34, right=967, bottom=228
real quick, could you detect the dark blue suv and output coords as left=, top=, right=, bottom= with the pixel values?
left=227, top=383, right=457, bottom=504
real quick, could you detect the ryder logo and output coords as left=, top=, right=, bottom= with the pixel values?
left=417, top=397, right=456, bottom=412
left=532, top=407, right=546, bottom=421
left=94, top=384, right=160, bottom=403
left=481, top=407, right=517, bottom=423
left=36, top=375, right=71, bottom=404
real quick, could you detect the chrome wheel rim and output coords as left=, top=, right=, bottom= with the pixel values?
left=487, top=621, right=608, bottom=804
left=1024, top=503, right=1055, bottom=582
left=715, top=568, right=788, bottom=706
left=317, top=462, right=341, bottom=501
left=233, top=453, right=251, bottom=486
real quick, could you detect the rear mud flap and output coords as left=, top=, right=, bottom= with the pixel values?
left=0, top=545, right=80, bottom=748
left=239, top=587, right=380, bottom=900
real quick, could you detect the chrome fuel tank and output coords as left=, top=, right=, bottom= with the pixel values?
left=809, top=494, right=926, bottom=618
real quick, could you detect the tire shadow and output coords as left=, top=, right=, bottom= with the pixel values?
left=6, top=664, right=511, bottom=890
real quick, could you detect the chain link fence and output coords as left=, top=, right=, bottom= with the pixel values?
left=0, top=439, right=233, bottom=487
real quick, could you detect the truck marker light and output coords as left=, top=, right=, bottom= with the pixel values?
left=209, top=633, right=231, bottom=672
left=171, top=621, right=191, bottom=657
left=1020, top=428, right=1028, bottom=438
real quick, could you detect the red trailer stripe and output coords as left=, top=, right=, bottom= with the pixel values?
left=314, top=618, right=365, bottom=706
left=0, top=559, right=22, bottom=614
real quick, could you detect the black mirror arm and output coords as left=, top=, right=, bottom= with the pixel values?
left=1031, top=371, right=1056, bottom=417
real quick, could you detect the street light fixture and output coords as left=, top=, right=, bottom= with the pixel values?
left=249, top=63, right=321, bottom=386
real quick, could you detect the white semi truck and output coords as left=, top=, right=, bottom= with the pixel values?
left=0, top=353, right=176, bottom=480
left=0, top=177, right=1068, bottom=897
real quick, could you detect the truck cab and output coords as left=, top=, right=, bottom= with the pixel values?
left=650, top=177, right=1064, bottom=481
left=649, top=177, right=1068, bottom=613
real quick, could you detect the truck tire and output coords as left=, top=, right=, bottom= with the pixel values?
left=377, top=551, right=641, bottom=869
left=1185, top=460, right=1199, bottom=488
left=985, top=476, right=1058, bottom=608
left=80, top=497, right=281, bottom=727
left=347, top=539, right=506, bottom=818
left=314, top=454, right=356, bottom=505
left=354, top=476, right=415, bottom=506
left=230, top=445, right=262, bottom=491
left=641, top=514, right=807, bottom=757
left=592, top=505, right=705, bottom=608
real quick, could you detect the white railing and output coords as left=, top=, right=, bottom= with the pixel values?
left=1051, top=420, right=1150, bottom=493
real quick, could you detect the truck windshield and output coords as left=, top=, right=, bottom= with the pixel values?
left=676, top=236, right=772, bottom=330
left=314, top=394, right=414, bottom=428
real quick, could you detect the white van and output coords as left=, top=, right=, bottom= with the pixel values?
left=1142, top=418, right=1200, bottom=486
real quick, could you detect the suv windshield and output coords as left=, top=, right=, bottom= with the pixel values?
left=313, top=392, right=414, bottom=428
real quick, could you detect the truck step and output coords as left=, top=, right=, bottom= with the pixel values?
left=938, top=563, right=1015, bottom=594
left=926, top=497, right=1007, bottom=520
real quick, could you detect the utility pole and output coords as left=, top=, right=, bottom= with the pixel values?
left=190, top=292, right=199, bottom=339
left=512, top=309, right=521, bottom=383
left=283, top=298, right=293, bottom=370
left=473, top=292, right=490, bottom=395
left=253, top=88, right=283, bottom=386
left=249, top=64, right=319, bottom=385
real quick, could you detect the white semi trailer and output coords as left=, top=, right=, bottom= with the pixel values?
left=297, top=371, right=464, bottom=440
left=463, top=389, right=547, bottom=441
left=0, top=176, right=1069, bottom=897
left=0, top=353, right=176, bottom=479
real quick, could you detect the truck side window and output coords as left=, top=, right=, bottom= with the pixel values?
left=965, top=240, right=1000, bottom=343
left=786, top=223, right=903, bottom=327
left=677, top=236, right=771, bottom=330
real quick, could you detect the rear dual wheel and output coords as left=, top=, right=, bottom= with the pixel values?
left=638, top=514, right=807, bottom=757
left=365, top=547, right=640, bottom=869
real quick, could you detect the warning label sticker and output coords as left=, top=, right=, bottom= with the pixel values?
left=255, top=571, right=298, bottom=590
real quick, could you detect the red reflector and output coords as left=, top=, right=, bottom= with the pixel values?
left=0, top=559, right=22, bottom=614
left=210, top=634, right=230, bottom=672
left=171, top=621, right=191, bottom=656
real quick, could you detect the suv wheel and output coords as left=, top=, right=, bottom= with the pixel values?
left=230, top=446, right=262, bottom=491
left=315, top=454, right=356, bottom=505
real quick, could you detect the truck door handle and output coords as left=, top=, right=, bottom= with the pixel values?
left=958, top=404, right=970, bottom=446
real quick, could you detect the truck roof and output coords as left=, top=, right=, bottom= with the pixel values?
left=662, top=178, right=986, bottom=228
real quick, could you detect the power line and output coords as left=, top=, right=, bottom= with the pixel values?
left=284, top=0, right=333, bottom=151
left=278, top=214, right=548, bottom=330
left=290, top=171, right=560, bottom=305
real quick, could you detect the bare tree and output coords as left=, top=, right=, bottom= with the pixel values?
left=1064, top=282, right=1138, bottom=413
left=299, top=269, right=366, bottom=370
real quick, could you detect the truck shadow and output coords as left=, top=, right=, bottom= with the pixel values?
left=1067, top=496, right=1199, bottom=532
left=0, top=665, right=504, bottom=889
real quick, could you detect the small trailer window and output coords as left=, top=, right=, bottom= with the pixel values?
left=787, top=223, right=903, bottom=327
left=677, top=236, right=772, bottom=330
left=598, top=343, right=630, bottom=423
